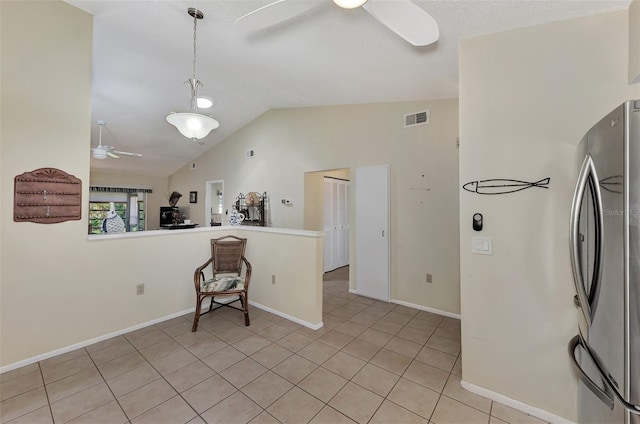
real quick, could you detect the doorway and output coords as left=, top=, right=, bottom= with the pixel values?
left=303, top=168, right=351, bottom=274
left=323, top=177, right=350, bottom=273
left=205, top=180, right=224, bottom=226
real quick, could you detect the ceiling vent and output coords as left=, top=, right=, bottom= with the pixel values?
left=404, top=110, right=430, bottom=128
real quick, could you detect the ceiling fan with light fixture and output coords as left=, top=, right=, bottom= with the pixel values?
left=91, top=120, right=142, bottom=160
left=235, top=0, right=439, bottom=47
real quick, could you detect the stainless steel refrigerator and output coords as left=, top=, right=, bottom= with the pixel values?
left=569, top=99, right=640, bottom=424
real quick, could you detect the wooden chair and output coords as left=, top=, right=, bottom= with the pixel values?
left=192, top=235, right=252, bottom=332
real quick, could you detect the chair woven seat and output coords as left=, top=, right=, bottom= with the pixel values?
left=191, top=236, right=252, bottom=331
left=200, top=276, right=245, bottom=292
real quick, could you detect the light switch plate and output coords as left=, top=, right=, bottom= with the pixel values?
left=472, top=237, right=493, bottom=255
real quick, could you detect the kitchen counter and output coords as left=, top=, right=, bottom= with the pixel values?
left=161, top=224, right=199, bottom=230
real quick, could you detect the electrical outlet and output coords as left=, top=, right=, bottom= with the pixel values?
left=272, top=275, right=276, bottom=285
left=136, top=283, right=145, bottom=295
left=426, top=274, right=433, bottom=284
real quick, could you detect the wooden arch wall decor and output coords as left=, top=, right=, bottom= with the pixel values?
left=14, top=168, right=82, bottom=224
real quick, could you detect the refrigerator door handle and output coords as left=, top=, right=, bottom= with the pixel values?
left=569, top=154, right=605, bottom=325
left=570, top=335, right=640, bottom=416
left=569, top=335, right=615, bottom=410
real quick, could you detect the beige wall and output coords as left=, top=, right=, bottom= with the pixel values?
left=459, top=9, right=640, bottom=421
left=0, top=0, right=323, bottom=369
left=631, top=0, right=640, bottom=84
left=1, top=0, right=94, bottom=366
left=90, top=170, right=169, bottom=230
left=241, top=229, right=323, bottom=326
left=170, top=100, right=461, bottom=314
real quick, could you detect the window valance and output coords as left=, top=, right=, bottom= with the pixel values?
left=90, top=186, right=152, bottom=194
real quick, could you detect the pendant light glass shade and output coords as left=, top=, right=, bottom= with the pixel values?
left=333, top=0, right=367, bottom=9
left=167, top=8, right=218, bottom=141
left=166, top=112, right=219, bottom=140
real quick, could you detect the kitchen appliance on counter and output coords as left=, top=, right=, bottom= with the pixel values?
left=160, top=206, right=179, bottom=227
left=569, top=100, right=640, bottom=424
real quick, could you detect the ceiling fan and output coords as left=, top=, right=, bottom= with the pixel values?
left=92, top=120, right=142, bottom=160
left=235, top=0, right=439, bottom=47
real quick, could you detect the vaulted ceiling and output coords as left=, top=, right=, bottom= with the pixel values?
left=66, top=0, right=631, bottom=176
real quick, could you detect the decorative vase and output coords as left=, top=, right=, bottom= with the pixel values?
left=229, top=208, right=245, bottom=226
left=102, top=202, right=125, bottom=233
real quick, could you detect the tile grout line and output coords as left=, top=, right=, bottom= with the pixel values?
left=347, top=295, right=461, bottom=423
left=135, top=320, right=214, bottom=423
left=71, top=321, right=201, bottom=423
left=170, top=312, right=448, bottom=424
left=215, top=281, right=462, bottom=422
left=5, top=273, right=475, bottom=424
left=81, top=345, right=132, bottom=424
left=38, top=360, right=55, bottom=423
left=289, top=303, right=445, bottom=423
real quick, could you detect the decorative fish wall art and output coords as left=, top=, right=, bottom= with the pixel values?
left=599, top=175, right=622, bottom=194
left=463, top=177, right=551, bottom=195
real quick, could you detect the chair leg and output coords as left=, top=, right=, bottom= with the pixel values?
left=192, top=296, right=202, bottom=332
left=242, top=294, right=250, bottom=326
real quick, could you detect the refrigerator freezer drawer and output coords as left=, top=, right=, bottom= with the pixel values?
left=570, top=335, right=615, bottom=410
left=570, top=334, right=640, bottom=418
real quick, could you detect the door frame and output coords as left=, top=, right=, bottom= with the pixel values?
left=323, top=176, right=350, bottom=272
left=205, top=180, right=224, bottom=226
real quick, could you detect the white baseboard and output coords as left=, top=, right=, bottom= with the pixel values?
left=348, top=289, right=461, bottom=320
left=248, top=301, right=323, bottom=330
left=460, top=380, right=577, bottom=424
left=1, top=302, right=321, bottom=374
left=391, top=298, right=461, bottom=320
left=0, top=308, right=195, bottom=374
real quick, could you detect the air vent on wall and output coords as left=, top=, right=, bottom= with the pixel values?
left=404, top=110, right=430, bottom=128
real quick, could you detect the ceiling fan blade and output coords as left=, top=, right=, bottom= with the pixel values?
left=107, top=151, right=120, bottom=159
left=235, top=0, right=320, bottom=32
left=112, top=150, right=142, bottom=158
left=362, top=0, right=439, bottom=47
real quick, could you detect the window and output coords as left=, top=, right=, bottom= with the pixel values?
left=89, top=187, right=151, bottom=234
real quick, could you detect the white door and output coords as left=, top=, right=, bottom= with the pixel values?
left=336, top=181, right=349, bottom=268
left=323, top=179, right=335, bottom=272
left=323, top=178, right=350, bottom=272
left=354, top=164, right=390, bottom=301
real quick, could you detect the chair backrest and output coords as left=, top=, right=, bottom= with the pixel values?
left=211, top=236, right=247, bottom=276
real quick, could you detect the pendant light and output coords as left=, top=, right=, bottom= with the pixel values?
left=333, top=0, right=367, bottom=9
left=166, top=8, right=219, bottom=141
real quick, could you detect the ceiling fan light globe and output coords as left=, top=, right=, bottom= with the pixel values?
left=92, top=148, right=108, bottom=160
left=333, top=0, right=367, bottom=9
left=166, top=112, right=219, bottom=140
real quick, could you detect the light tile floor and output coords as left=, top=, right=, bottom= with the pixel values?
left=0, top=266, right=548, bottom=424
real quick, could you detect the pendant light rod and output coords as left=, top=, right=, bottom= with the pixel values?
left=188, top=8, right=203, bottom=115
left=188, top=8, right=203, bottom=83
left=97, top=120, right=105, bottom=146
left=166, top=7, right=219, bottom=142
